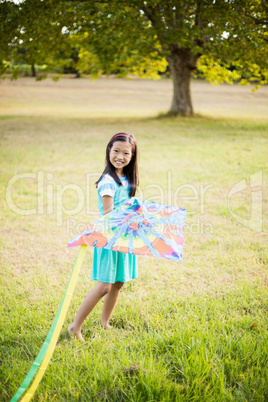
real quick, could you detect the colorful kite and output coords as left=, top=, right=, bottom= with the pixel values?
left=68, top=197, right=186, bottom=261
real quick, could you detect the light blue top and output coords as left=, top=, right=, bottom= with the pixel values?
left=97, top=174, right=130, bottom=216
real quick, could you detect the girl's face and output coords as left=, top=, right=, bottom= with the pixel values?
left=109, top=141, right=132, bottom=175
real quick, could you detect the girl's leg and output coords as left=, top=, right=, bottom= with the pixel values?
left=101, top=282, right=124, bottom=329
left=68, top=281, right=111, bottom=340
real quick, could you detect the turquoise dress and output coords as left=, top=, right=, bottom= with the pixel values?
left=91, top=174, right=138, bottom=284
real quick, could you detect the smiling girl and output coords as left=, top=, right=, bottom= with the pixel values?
left=68, top=133, right=138, bottom=340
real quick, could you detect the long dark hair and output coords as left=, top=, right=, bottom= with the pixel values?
left=96, top=133, right=139, bottom=197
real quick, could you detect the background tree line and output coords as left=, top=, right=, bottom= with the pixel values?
left=0, top=0, right=267, bottom=116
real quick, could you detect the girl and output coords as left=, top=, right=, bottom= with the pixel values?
left=68, top=133, right=138, bottom=340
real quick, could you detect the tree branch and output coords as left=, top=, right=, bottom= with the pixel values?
left=245, top=0, right=268, bottom=25
left=245, top=13, right=268, bottom=24
left=141, top=4, right=167, bottom=47
left=259, top=35, right=268, bottom=42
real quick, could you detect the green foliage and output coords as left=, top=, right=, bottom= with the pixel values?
left=1, top=0, right=267, bottom=84
left=196, top=56, right=242, bottom=85
left=4, top=63, right=48, bottom=77
left=193, top=0, right=268, bottom=86
left=195, top=56, right=268, bottom=88
left=0, top=0, right=72, bottom=78
left=0, top=0, right=20, bottom=77
left=70, top=2, right=167, bottom=79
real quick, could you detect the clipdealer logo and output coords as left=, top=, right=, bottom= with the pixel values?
left=5, top=170, right=214, bottom=235
left=5, top=170, right=264, bottom=234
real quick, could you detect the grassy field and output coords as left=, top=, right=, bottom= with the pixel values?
left=0, top=77, right=268, bottom=401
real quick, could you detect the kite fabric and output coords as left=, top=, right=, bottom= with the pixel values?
left=68, top=197, right=186, bottom=261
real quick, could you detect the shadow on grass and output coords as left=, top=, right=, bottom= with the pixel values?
left=109, top=317, right=136, bottom=331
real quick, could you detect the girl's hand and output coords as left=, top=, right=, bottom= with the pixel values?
left=102, top=195, right=114, bottom=215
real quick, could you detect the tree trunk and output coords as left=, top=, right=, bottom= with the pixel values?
left=167, top=47, right=199, bottom=116
left=31, top=64, right=36, bottom=77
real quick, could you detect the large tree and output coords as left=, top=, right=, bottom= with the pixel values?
left=92, top=0, right=268, bottom=116
left=139, top=0, right=268, bottom=115
left=1, top=0, right=267, bottom=116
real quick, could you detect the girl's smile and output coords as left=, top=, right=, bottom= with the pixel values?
left=109, top=141, right=132, bottom=176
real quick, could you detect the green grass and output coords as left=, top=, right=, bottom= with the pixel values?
left=0, top=78, right=268, bottom=401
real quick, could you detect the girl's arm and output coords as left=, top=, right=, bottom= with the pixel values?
left=102, top=195, right=114, bottom=215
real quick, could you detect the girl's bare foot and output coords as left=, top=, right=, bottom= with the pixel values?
left=101, top=321, right=112, bottom=330
left=67, top=324, right=84, bottom=341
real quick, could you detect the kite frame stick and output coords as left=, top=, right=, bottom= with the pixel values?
left=10, top=245, right=87, bottom=402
